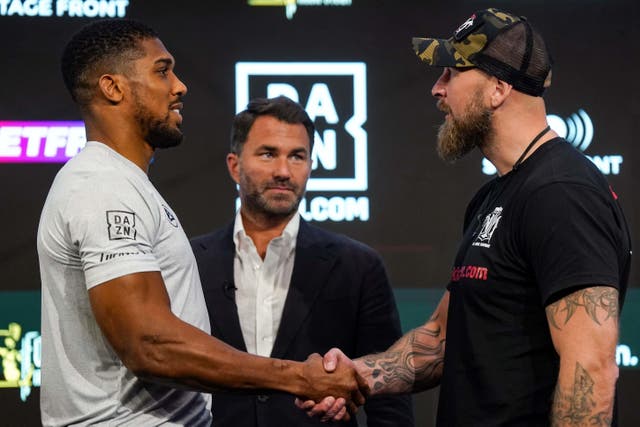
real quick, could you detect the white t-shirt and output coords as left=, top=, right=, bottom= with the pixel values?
left=37, top=141, right=212, bottom=426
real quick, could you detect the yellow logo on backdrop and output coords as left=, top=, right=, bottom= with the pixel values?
left=0, top=323, right=41, bottom=401
left=247, top=0, right=352, bottom=20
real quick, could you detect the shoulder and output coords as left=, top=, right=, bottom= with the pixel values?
left=300, top=221, right=381, bottom=261
left=506, top=139, right=615, bottom=214
left=57, top=151, right=141, bottom=198
left=46, top=165, right=150, bottom=227
left=525, top=138, right=607, bottom=189
left=190, top=223, right=234, bottom=253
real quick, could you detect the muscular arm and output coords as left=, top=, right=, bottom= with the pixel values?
left=354, top=291, right=449, bottom=395
left=297, top=292, right=449, bottom=421
left=89, top=271, right=366, bottom=404
left=546, top=286, right=619, bottom=426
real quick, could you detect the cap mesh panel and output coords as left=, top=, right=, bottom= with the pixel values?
left=476, top=22, right=552, bottom=95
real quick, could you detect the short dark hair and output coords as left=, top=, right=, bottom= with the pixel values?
left=61, top=19, right=158, bottom=106
left=230, top=96, right=315, bottom=155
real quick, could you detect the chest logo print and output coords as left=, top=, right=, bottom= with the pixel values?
left=473, top=206, right=502, bottom=248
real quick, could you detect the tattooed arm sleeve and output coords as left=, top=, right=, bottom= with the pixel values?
left=352, top=291, right=449, bottom=395
left=546, top=286, right=619, bottom=427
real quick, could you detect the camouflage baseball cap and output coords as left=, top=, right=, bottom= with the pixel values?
left=412, top=8, right=552, bottom=96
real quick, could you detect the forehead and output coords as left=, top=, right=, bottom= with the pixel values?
left=444, top=66, right=493, bottom=89
left=134, top=37, right=174, bottom=65
left=246, top=115, right=311, bottom=149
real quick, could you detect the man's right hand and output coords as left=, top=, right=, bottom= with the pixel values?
left=298, top=352, right=368, bottom=419
left=296, top=348, right=362, bottom=422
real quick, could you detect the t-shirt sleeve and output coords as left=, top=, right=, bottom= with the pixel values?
left=520, top=182, right=621, bottom=306
left=66, top=175, right=161, bottom=289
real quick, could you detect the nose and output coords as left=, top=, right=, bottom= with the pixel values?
left=273, top=157, right=291, bottom=180
left=431, top=68, right=449, bottom=99
left=173, top=74, right=188, bottom=97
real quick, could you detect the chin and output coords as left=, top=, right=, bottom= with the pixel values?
left=265, top=202, right=298, bottom=216
left=147, top=130, right=184, bottom=149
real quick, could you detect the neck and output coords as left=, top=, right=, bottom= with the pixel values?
left=83, top=112, right=154, bottom=173
left=240, top=208, right=295, bottom=259
left=480, top=95, right=557, bottom=176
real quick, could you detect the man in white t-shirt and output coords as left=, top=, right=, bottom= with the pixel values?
left=38, top=19, right=367, bottom=427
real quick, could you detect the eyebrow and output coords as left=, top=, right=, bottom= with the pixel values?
left=290, top=147, right=309, bottom=155
left=257, top=145, right=309, bottom=154
left=154, top=58, right=174, bottom=67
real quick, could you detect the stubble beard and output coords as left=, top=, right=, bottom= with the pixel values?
left=144, top=117, right=184, bottom=149
left=239, top=175, right=305, bottom=220
left=132, top=89, right=184, bottom=149
left=436, top=91, right=493, bottom=162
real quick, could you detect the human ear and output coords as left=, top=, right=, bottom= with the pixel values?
left=97, top=74, right=125, bottom=104
left=489, top=78, right=513, bottom=108
left=226, top=153, right=241, bottom=184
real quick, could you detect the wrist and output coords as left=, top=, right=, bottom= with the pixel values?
left=272, top=359, right=307, bottom=396
left=353, top=358, right=374, bottom=395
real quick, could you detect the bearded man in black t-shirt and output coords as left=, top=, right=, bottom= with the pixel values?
left=298, top=8, right=632, bottom=426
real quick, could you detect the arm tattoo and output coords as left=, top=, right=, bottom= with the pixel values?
left=546, top=286, right=618, bottom=330
left=550, top=363, right=612, bottom=426
left=359, top=314, right=445, bottom=394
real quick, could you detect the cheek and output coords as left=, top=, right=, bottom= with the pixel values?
left=290, top=161, right=310, bottom=174
left=240, top=166, right=269, bottom=186
left=294, top=166, right=312, bottom=186
left=448, top=97, right=462, bottom=115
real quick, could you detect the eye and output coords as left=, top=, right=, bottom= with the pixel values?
left=157, top=68, right=168, bottom=76
left=259, top=151, right=274, bottom=158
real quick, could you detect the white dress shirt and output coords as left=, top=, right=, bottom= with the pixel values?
left=232, top=211, right=300, bottom=357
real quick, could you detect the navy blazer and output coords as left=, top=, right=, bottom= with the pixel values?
left=191, top=220, right=414, bottom=427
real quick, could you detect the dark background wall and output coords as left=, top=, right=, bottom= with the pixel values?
left=0, top=0, right=637, bottom=425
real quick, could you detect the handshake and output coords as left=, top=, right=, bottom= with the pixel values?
left=296, top=348, right=368, bottom=422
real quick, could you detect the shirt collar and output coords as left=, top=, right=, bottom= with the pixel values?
left=233, top=210, right=300, bottom=250
left=85, top=141, right=150, bottom=181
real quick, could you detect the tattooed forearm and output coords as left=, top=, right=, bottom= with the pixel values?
left=546, top=286, right=618, bottom=330
left=358, top=315, right=445, bottom=394
left=550, top=363, right=612, bottom=426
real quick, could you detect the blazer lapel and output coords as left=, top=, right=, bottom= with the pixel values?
left=200, top=225, right=247, bottom=352
left=270, top=222, right=337, bottom=359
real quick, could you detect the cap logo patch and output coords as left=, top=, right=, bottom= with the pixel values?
left=454, top=14, right=476, bottom=39
left=454, top=12, right=486, bottom=42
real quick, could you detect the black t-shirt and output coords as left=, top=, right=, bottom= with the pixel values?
left=436, top=138, right=631, bottom=426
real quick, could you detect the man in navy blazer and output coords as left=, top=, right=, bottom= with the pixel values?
left=191, top=96, right=413, bottom=427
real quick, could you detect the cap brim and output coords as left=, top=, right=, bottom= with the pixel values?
left=412, top=37, right=475, bottom=68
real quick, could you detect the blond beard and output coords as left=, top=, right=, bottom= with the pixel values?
left=436, top=90, right=492, bottom=162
